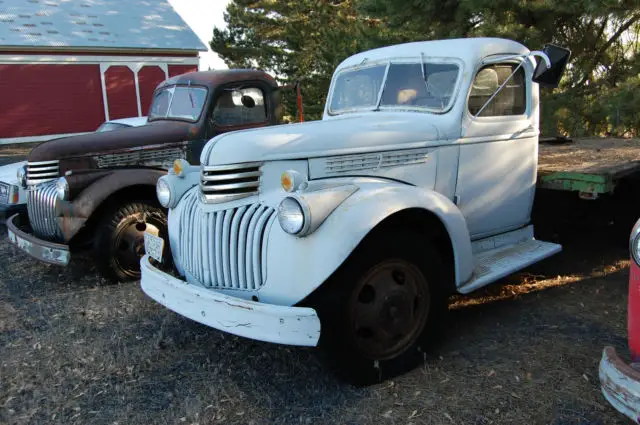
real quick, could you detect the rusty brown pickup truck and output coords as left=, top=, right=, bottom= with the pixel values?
left=7, top=69, right=297, bottom=282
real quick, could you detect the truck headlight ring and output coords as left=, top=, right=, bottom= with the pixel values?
left=156, top=177, right=172, bottom=208
left=278, top=196, right=307, bottom=235
left=55, top=177, right=69, bottom=201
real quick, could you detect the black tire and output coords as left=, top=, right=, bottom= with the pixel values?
left=309, top=229, right=449, bottom=386
left=92, top=201, right=169, bottom=283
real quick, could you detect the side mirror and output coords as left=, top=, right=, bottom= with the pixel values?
left=241, top=95, right=256, bottom=108
left=532, top=44, right=571, bottom=88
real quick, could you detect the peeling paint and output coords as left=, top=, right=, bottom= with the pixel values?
left=7, top=214, right=70, bottom=266
left=139, top=255, right=321, bottom=347
left=599, top=346, right=640, bottom=423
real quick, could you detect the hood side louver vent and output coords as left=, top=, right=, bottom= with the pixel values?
left=322, top=147, right=431, bottom=175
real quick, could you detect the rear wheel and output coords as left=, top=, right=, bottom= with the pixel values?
left=311, top=229, right=449, bottom=386
left=93, top=201, right=168, bottom=283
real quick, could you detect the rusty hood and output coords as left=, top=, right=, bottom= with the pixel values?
left=28, top=120, right=199, bottom=162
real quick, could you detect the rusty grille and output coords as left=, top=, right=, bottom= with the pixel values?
left=26, top=180, right=62, bottom=240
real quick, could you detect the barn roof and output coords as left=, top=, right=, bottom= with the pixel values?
left=0, top=0, right=208, bottom=52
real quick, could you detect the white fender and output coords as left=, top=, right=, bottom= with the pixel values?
left=257, top=180, right=474, bottom=305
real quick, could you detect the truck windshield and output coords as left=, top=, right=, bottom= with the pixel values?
left=329, top=61, right=460, bottom=114
left=148, top=85, right=208, bottom=122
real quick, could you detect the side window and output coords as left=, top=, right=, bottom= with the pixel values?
left=212, top=86, right=267, bottom=127
left=468, top=63, right=526, bottom=117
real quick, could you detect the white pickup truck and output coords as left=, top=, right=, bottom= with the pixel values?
left=140, top=37, right=571, bottom=385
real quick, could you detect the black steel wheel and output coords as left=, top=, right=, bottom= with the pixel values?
left=348, top=259, right=431, bottom=361
left=310, top=228, right=449, bottom=386
left=93, top=201, right=168, bottom=283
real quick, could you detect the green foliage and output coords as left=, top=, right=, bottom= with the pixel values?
left=212, top=0, right=640, bottom=135
left=360, top=0, right=640, bottom=136
left=211, top=0, right=402, bottom=121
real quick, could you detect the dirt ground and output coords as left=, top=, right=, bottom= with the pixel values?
left=0, top=146, right=636, bottom=425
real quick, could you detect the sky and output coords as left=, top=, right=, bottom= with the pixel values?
left=167, top=0, right=231, bottom=70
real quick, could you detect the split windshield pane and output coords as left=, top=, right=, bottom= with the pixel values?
left=329, top=61, right=460, bottom=114
left=149, top=85, right=208, bottom=121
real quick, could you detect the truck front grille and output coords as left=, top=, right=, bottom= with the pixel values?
left=200, top=162, right=262, bottom=204
left=26, top=160, right=59, bottom=186
left=26, top=180, right=62, bottom=240
left=177, top=189, right=275, bottom=290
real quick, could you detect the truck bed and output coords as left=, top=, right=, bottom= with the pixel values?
left=537, top=137, right=640, bottom=196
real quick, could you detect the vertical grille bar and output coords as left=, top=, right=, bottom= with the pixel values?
left=205, top=212, right=216, bottom=287
left=221, top=209, right=234, bottom=288
left=238, top=203, right=259, bottom=289
left=214, top=212, right=224, bottom=286
left=229, top=206, right=248, bottom=289
left=244, top=208, right=263, bottom=290
left=252, top=208, right=273, bottom=285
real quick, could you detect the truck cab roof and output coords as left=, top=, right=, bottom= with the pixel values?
left=156, top=69, right=279, bottom=92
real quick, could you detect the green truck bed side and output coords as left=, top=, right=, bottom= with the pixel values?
left=537, top=137, right=640, bottom=197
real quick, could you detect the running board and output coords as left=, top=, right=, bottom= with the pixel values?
left=458, top=231, right=562, bottom=294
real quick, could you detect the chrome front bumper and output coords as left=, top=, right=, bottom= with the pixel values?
left=599, top=346, right=640, bottom=423
left=6, top=213, right=70, bottom=265
left=139, top=255, right=321, bottom=346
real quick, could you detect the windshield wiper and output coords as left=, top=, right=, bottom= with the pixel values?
left=188, top=81, right=195, bottom=108
left=374, top=62, right=391, bottom=110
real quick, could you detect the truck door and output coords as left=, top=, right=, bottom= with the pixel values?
left=454, top=57, right=539, bottom=239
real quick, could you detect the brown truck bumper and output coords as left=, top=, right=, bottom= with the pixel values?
left=6, top=213, right=70, bottom=266
left=599, top=346, right=640, bottom=423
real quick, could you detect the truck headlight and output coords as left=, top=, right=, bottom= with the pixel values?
left=156, top=177, right=172, bottom=208
left=55, top=177, right=69, bottom=201
left=278, top=197, right=306, bottom=235
left=277, top=183, right=359, bottom=237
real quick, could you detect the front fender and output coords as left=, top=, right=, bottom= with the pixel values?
left=56, top=168, right=166, bottom=240
left=258, top=181, right=473, bottom=305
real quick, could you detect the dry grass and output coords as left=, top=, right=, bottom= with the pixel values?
left=0, top=144, right=634, bottom=424
left=0, top=224, right=633, bottom=425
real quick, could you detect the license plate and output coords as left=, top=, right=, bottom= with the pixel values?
left=144, top=232, right=165, bottom=263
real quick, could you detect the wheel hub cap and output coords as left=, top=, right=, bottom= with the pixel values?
left=350, top=260, right=430, bottom=360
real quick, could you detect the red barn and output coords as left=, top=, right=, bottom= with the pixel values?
left=0, top=0, right=208, bottom=144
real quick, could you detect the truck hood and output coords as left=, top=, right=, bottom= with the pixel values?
left=28, top=120, right=198, bottom=162
left=201, top=113, right=442, bottom=165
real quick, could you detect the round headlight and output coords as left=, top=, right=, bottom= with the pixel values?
left=55, top=177, right=69, bottom=201
left=278, top=197, right=305, bottom=234
left=156, top=177, right=172, bottom=208
left=16, top=165, right=26, bottom=188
